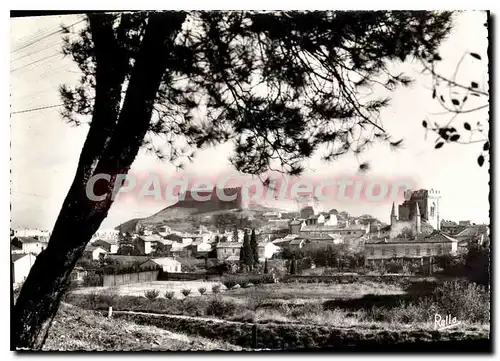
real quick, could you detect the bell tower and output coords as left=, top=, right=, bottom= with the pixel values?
left=427, top=189, right=441, bottom=230
left=390, top=202, right=398, bottom=227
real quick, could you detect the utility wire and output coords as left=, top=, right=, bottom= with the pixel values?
left=10, top=104, right=63, bottom=115
left=11, top=18, right=85, bottom=54
left=11, top=39, right=63, bottom=63
left=11, top=53, right=62, bottom=73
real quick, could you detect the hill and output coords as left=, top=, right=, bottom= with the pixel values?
left=116, top=187, right=288, bottom=233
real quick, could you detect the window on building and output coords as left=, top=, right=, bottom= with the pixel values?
left=405, top=248, right=409, bottom=256
left=427, top=248, right=431, bottom=256
left=438, top=246, right=443, bottom=255
left=233, top=248, right=235, bottom=254
left=416, top=247, right=420, bottom=256
left=430, top=203, right=435, bottom=217
left=370, top=248, right=374, bottom=256
left=381, top=248, right=386, bottom=256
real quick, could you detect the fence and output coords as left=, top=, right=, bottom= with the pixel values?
left=102, top=270, right=159, bottom=287
left=157, top=271, right=220, bottom=281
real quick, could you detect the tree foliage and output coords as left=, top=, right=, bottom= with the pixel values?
left=250, top=228, right=259, bottom=265
left=61, top=11, right=453, bottom=173
left=420, top=37, right=489, bottom=167
left=239, top=230, right=254, bottom=269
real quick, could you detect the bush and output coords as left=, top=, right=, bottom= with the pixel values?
left=182, top=297, right=205, bottom=316
left=144, top=289, right=160, bottom=301
left=290, top=303, right=323, bottom=318
left=97, top=290, right=118, bottom=308
left=206, top=297, right=236, bottom=318
left=198, top=287, right=207, bottom=295
left=181, top=288, right=191, bottom=297
left=86, top=291, right=100, bottom=310
left=164, top=291, right=175, bottom=300
left=222, top=279, right=238, bottom=290
left=245, top=292, right=267, bottom=311
left=212, top=284, right=221, bottom=294
left=432, top=280, right=490, bottom=323
left=83, top=272, right=102, bottom=287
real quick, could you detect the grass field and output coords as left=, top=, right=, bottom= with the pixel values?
left=74, top=280, right=225, bottom=299
left=43, top=303, right=242, bottom=351
left=67, top=278, right=490, bottom=345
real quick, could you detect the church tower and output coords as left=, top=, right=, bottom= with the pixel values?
left=390, top=202, right=398, bottom=227
left=427, top=189, right=441, bottom=230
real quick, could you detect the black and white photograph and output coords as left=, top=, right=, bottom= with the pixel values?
left=9, top=8, right=491, bottom=352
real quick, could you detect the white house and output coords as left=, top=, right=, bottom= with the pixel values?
left=11, top=237, right=47, bottom=255
left=11, top=253, right=37, bottom=284
left=13, top=228, right=51, bottom=239
left=258, top=242, right=281, bottom=260
left=92, top=229, right=119, bottom=241
left=196, top=241, right=212, bottom=253
left=83, top=246, right=108, bottom=261
left=140, top=257, right=181, bottom=273
left=92, top=239, right=119, bottom=254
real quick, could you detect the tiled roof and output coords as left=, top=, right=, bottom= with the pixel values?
left=13, top=236, right=39, bottom=244
left=216, top=242, right=242, bottom=248
left=366, top=231, right=458, bottom=244
left=11, top=253, right=30, bottom=262
left=456, top=225, right=489, bottom=237
left=290, top=238, right=307, bottom=245
left=85, top=245, right=107, bottom=252
left=147, top=257, right=180, bottom=266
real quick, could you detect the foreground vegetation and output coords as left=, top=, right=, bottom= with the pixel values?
left=43, top=303, right=242, bottom=351
left=66, top=279, right=490, bottom=331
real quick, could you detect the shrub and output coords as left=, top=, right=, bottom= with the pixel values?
left=83, top=272, right=102, bottom=287
left=230, top=310, right=256, bottom=323
left=86, top=291, right=100, bottom=310
left=164, top=291, right=175, bottom=300
left=119, top=295, right=146, bottom=309
left=433, top=280, right=490, bottom=323
left=290, top=302, right=322, bottom=318
left=212, top=284, right=221, bottom=294
left=97, top=290, right=118, bottom=308
left=245, top=292, right=266, bottom=311
left=206, top=297, right=236, bottom=318
left=181, top=288, right=191, bottom=297
left=198, top=287, right=207, bottom=295
left=222, top=278, right=237, bottom=290
left=144, top=289, right=160, bottom=301
left=182, top=297, right=205, bottom=316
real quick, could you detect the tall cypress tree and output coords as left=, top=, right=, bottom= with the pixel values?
left=250, top=228, right=259, bottom=266
left=241, top=230, right=254, bottom=271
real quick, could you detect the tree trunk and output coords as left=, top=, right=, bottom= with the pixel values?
left=12, top=12, right=186, bottom=350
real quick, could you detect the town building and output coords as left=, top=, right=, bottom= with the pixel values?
left=11, top=237, right=47, bottom=255
left=215, top=242, right=279, bottom=262
left=83, top=246, right=108, bottom=261
left=92, top=239, right=119, bottom=254
left=398, top=189, right=441, bottom=230
left=140, top=257, right=181, bottom=273
left=365, top=232, right=458, bottom=267
left=365, top=196, right=457, bottom=268
left=11, top=253, right=37, bottom=285
left=12, top=228, right=51, bottom=240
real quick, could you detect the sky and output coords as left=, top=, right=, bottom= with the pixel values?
left=10, top=11, right=490, bottom=231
